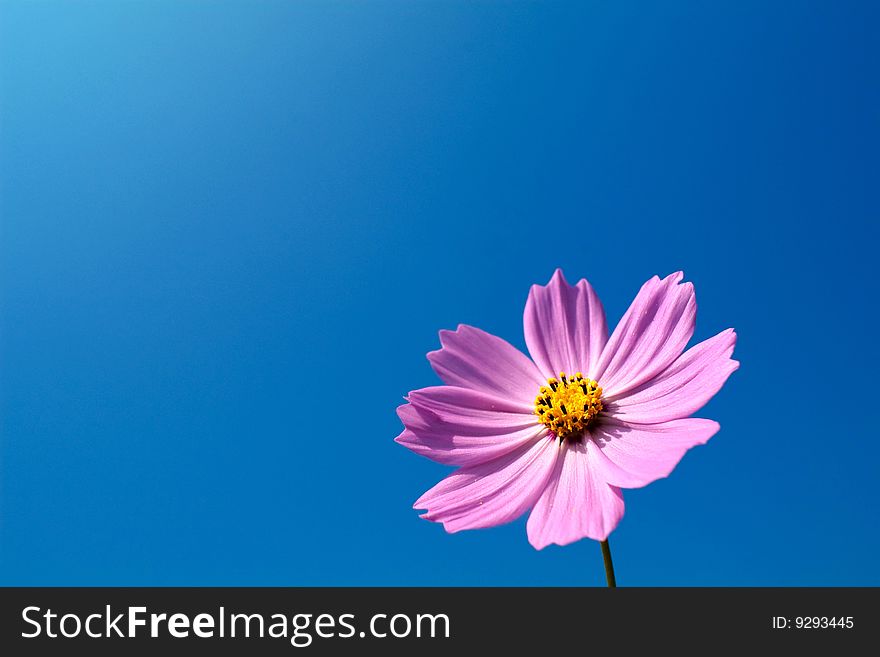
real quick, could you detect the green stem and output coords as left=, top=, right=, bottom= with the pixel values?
left=600, top=539, right=617, bottom=587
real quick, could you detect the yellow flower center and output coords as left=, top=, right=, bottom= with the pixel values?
left=534, top=372, right=603, bottom=440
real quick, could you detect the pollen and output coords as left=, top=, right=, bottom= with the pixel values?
left=534, top=372, right=603, bottom=440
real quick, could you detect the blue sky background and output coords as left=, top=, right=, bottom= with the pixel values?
left=1, top=1, right=877, bottom=586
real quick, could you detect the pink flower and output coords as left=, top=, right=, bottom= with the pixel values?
left=395, top=270, right=738, bottom=549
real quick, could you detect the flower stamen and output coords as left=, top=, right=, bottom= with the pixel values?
left=534, top=372, right=603, bottom=440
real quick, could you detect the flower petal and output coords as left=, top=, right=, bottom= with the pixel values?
left=395, top=402, right=547, bottom=466
left=526, top=440, right=625, bottom=548
left=608, top=328, right=738, bottom=423
left=593, top=272, right=696, bottom=397
left=427, top=324, right=545, bottom=400
left=523, top=269, right=608, bottom=380
left=407, top=385, right=538, bottom=424
left=588, top=418, right=721, bottom=488
left=415, top=436, right=560, bottom=533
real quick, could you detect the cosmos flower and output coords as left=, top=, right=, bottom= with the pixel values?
left=395, top=270, right=738, bottom=549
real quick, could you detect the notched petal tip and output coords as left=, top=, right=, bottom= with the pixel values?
left=414, top=494, right=430, bottom=511
left=527, top=525, right=614, bottom=551
left=547, top=268, right=599, bottom=291
left=438, top=323, right=478, bottom=339
left=717, top=329, right=739, bottom=371
left=533, top=268, right=571, bottom=291
left=405, top=388, right=428, bottom=404
left=434, top=329, right=454, bottom=348
left=538, top=528, right=614, bottom=548
left=434, top=324, right=470, bottom=351
left=659, top=272, right=692, bottom=296
left=700, top=419, right=722, bottom=442
left=415, top=513, right=466, bottom=535
left=417, top=511, right=445, bottom=528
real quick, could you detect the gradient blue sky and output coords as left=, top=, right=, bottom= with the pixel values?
left=1, top=1, right=878, bottom=585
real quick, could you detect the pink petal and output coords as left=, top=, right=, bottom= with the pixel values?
left=427, top=324, right=545, bottom=400
left=593, top=272, right=696, bottom=397
left=523, top=269, right=608, bottom=380
left=415, top=436, right=560, bottom=533
left=588, top=418, right=721, bottom=488
left=608, top=328, right=738, bottom=423
left=407, top=385, right=538, bottom=424
left=526, top=440, right=625, bottom=548
left=395, top=402, right=547, bottom=466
